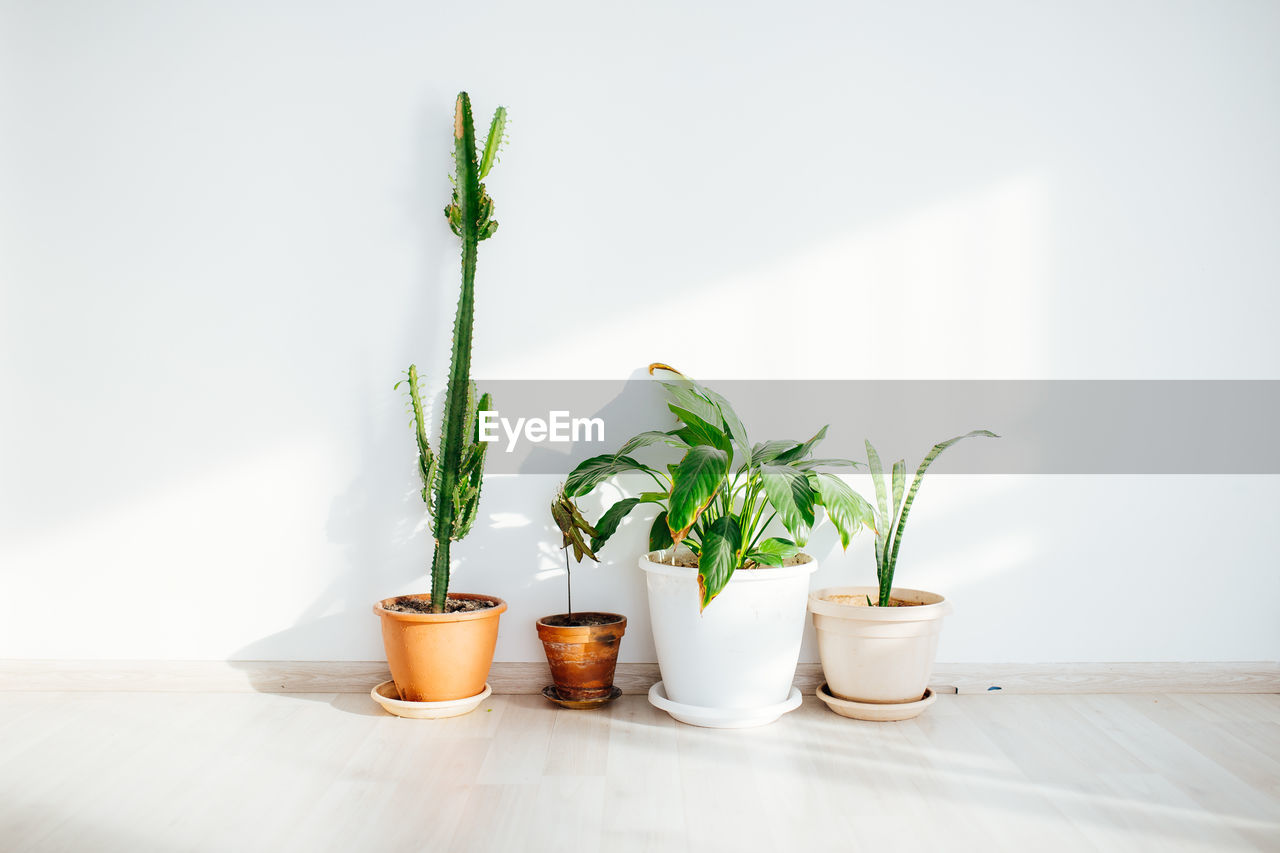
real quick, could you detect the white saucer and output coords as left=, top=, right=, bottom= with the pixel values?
left=370, top=680, right=492, bottom=719
left=647, top=681, right=803, bottom=728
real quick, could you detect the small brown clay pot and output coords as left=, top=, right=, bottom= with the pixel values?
left=374, top=593, right=507, bottom=703
left=535, top=612, right=627, bottom=701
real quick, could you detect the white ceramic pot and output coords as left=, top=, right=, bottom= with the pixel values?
left=809, top=585, right=951, bottom=705
left=640, top=550, right=817, bottom=724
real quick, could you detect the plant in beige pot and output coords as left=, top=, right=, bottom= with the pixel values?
left=535, top=485, right=627, bottom=710
left=370, top=92, right=508, bottom=719
left=565, top=365, right=876, bottom=728
left=810, top=430, right=997, bottom=722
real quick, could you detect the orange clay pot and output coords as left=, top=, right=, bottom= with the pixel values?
left=373, top=593, right=507, bottom=702
left=536, top=613, right=627, bottom=701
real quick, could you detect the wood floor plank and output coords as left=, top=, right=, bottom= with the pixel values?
left=528, top=777, right=607, bottom=852
left=0, top=692, right=1276, bottom=852
left=542, top=699, right=611, bottom=777
left=476, top=695, right=557, bottom=785
left=450, top=783, right=540, bottom=853
left=601, top=695, right=688, bottom=853
left=960, top=694, right=1246, bottom=852
left=1071, top=693, right=1280, bottom=850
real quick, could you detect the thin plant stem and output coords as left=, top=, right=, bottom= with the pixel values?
left=564, top=547, right=572, bottom=619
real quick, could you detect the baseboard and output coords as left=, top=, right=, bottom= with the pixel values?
left=927, top=662, right=1279, bottom=694
left=1, top=659, right=1276, bottom=695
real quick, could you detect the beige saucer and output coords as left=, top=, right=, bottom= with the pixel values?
left=816, top=683, right=936, bottom=721
left=371, top=680, right=491, bottom=719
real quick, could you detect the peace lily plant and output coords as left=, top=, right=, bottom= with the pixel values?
left=566, top=364, right=877, bottom=610
left=565, top=364, right=877, bottom=727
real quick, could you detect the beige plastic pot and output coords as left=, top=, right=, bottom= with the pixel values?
left=809, top=585, right=951, bottom=705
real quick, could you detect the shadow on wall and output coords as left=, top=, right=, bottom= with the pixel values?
left=229, top=92, right=463, bottom=684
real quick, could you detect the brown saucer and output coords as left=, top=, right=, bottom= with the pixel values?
left=541, top=684, right=623, bottom=710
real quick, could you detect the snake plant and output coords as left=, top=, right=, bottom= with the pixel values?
left=564, top=365, right=877, bottom=611
left=865, top=430, right=998, bottom=607
left=396, top=92, right=507, bottom=613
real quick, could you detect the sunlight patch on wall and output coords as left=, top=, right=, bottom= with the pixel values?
left=488, top=174, right=1051, bottom=380
left=0, top=439, right=348, bottom=658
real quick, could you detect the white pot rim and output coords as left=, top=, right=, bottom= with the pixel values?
left=809, top=585, right=952, bottom=621
left=639, top=550, right=817, bottom=581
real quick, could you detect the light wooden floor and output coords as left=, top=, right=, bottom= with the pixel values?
left=0, top=691, right=1277, bottom=852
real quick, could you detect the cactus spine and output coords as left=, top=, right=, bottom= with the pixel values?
left=403, top=92, right=505, bottom=613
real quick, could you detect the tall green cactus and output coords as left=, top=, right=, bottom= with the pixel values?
left=400, top=92, right=506, bottom=613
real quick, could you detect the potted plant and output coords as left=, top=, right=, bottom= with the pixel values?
left=370, top=92, right=509, bottom=719
left=564, top=365, right=876, bottom=727
left=810, top=430, right=998, bottom=722
left=534, top=485, right=627, bottom=709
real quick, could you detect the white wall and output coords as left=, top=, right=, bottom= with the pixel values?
left=2, top=0, right=1278, bottom=663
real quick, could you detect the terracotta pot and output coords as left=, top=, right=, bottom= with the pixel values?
left=809, top=585, right=951, bottom=706
left=373, top=592, right=507, bottom=702
left=535, top=612, right=626, bottom=701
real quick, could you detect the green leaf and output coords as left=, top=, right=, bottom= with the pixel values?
left=890, top=458, right=906, bottom=538
left=662, top=373, right=745, bottom=451
left=774, top=425, right=829, bottom=464
left=866, top=440, right=891, bottom=589
left=589, top=492, right=668, bottom=552
left=751, top=440, right=801, bottom=466
left=565, top=454, right=649, bottom=497
left=697, top=515, right=742, bottom=610
left=670, top=405, right=732, bottom=457
left=590, top=497, right=641, bottom=552
left=882, top=458, right=906, bottom=604
left=615, top=430, right=687, bottom=457
left=794, top=457, right=862, bottom=470
left=666, top=446, right=729, bottom=548
left=885, top=430, right=999, bottom=580
left=755, top=537, right=800, bottom=559
left=760, top=464, right=816, bottom=541
left=810, top=472, right=876, bottom=549
left=660, top=381, right=724, bottom=431
left=649, top=510, right=674, bottom=551
left=701, top=386, right=749, bottom=450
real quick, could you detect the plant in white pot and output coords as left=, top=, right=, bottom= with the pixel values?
left=810, top=430, right=997, bottom=722
left=564, top=365, right=875, bottom=728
